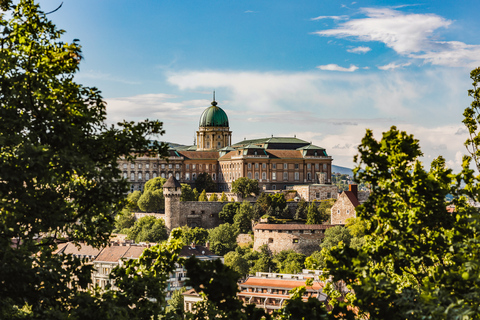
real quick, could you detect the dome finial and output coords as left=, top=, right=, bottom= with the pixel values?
left=212, top=90, right=217, bottom=106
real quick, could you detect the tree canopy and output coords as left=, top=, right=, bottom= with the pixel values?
left=195, top=172, right=217, bottom=192
left=126, top=215, right=168, bottom=243
left=231, top=177, right=260, bottom=198
left=0, top=1, right=169, bottom=317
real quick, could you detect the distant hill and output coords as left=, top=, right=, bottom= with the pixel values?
left=332, top=165, right=353, bottom=176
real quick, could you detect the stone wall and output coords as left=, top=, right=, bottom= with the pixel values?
left=293, top=184, right=338, bottom=202
left=253, top=226, right=332, bottom=255
left=330, top=192, right=356, bottom=225
left=133, top=212, right=165, bottom=220
left=180, top=201, right=225, bottom=229
left=236, top=233, right=253, bottom=245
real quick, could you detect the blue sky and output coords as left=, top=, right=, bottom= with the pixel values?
left=37, top=0, right=480, bottom=170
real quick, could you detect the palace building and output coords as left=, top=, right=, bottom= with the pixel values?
left=119, top=97, right=333, bottom=192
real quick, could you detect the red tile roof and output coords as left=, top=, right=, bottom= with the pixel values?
left=94, top=246, right=131, bottom=262
left=61, top=242, right=102, bottom=257
left=240, top=277, right=323, bottom=291
left=253, top=224, right=335, bottom=231
left=266, top=150, right=304, bottom=159
left=343, top=191, right=360, bottom=207
left=177, top=151, right=219, bottom=160
left=123, top=246, right=147, bottom=259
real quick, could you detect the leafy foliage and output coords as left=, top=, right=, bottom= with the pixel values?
left=137, top=189, right=164, bottom=212
left=114, top=209, right=135, bottom=232
left=208, top=193, right=219, bottom=202
left=274, top=250, right=306, bottom=274
left=231, top=177, right=260, bottom=198
left=295, top=198, right=308, bottom=220
left=306, top=201, right=330, bottom=225
left=126, top=190, right=142, bottom=211
left=126, top=215, right=167, bottom=243
left=219, top=191, right=228, bottom=202
left=198, top=189, right=208, bottom=202
left=195, top=172, right=217, bottom=192
left=324, top=126, right=480, bottom=319
left=207, top=223, right=239, bottom=255
left=218, top=202, right=241, bottom=224
left=180, top=183, right=197, bottom=201
left=179, top=226, right=209, bottom=246
left=0, top=1, right=168, bottom=317
left=224, top=251, right=250, bottom=276
left=463, top=66, right=480, bottom=171
left=233, top=201, right=254, bottom=234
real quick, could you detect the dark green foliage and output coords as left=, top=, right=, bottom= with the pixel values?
left=250, top=245, right=276, bottom=274
left=320, top=226, right=352, bottom=250
left=231, top=177, right=260, bottom=198
left=165, top=287, right=186, bottom=319
left=180, top=184, right=196, bottom=201
left=224, top=251, right=250, bottom=276
left=195, top=172, right=217, bottom=192
left=233, top=201, right=254, bottom=234
left=126, top=215, right=167, bottom=243
left=114, top=209, right=135, bottom=232
left=274, top=250, right=306, bottom=274
left=295, top=199, right=308, bottom=220
left=0, top=1, right=168, bottom=317
left=218, top=202, right=241, bottom=224
left=276, top=286, right=329, bottom=319
left=219, top=191, right=228, bottom=202
left=208, top=193, right=218, bottom=201
left=207, top=223, right=239, bottom=255
left=179, top=226, right=209, bottom=246
left=126, top=190, right=142, bottom=211
left=184, top=257, right=269, bottom=320
left=306, top=201, right=330, bottom=225
left=137, top=189, right=164, bottom=212
left=463, top=66, right=480, bottom=171
left=324, top=125, right=480, bottom=319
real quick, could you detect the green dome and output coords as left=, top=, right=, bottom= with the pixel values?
left=199, top=101, right=229, bottom=127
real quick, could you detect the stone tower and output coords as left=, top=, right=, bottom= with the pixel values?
left=163, top=175, right=185, bottom=233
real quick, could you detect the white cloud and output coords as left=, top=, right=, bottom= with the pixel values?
left=311, top=15, right=349, bottom=21
left=347, top=46, right=371, bottom=54
left=317, top=64, right=359, bottom=72
left=378, top=62, right=411, bottom=70
left=313, top=7, right=480, bottom=67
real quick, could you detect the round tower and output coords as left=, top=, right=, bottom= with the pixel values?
left=163, top=175, right=184, bottom=233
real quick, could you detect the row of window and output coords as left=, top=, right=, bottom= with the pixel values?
left=125, top=172, right=181, bottom=181
left=123, top=163, right=181, bottom=170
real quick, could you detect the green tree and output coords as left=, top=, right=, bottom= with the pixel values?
left=274, top=250, right=306, bottom=274
left=195, top=172, right=217, bottom=192
left=233, top=201, right=254, bottom=234
left=138, top=177, right=166, bottom=211
left=208, top=193, right=219, bottom=202
left=144, top=176, right=167, bottom=192
left=231, top=177, right=260, bottom=198
left=179, top=226, right=209, bottom=246
left=219, top=191, right=228, bottom=202
left=304, top=251, right=323, bottom=270
left=193, top=188, right=200, bottom=200
left=114, top=209, right=135, bottom=233
left=295, top=198, right=308, bottom=220
left=306, top=202, right=323, bottom=224
left=127, top=215, right=168, bottom=243
left=218, top=202, right=241, bottom=224
left=137, top=189, right=164, bottom=212
left=345, top=217, right=367, bottom=250
left=324, top=126, right=480, bottom=319
left=198, top=189, right=208, bottom=201
left=180, top=183, right=196, bottom=201
left=165, top=287, right=187, bottom=320
left=463, top=66, right=480, bottom=171
left=207, top=223, right=239, bottom=255
left=0, top=1, right=169, bottom=318
left=224, top=251, right=250, bottom=276
left=126, top=190, right=142, bottom=211
left=270, top=193, right=287, bottom=210
left=250, top=245, right=275, bottom=274
left=320, top=226, right=352, bottom=250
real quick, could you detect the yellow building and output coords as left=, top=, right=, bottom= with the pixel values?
left=119, top=98, right=333, bottom=192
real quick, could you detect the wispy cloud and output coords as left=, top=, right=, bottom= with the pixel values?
left=313, top=7, right=480, bottom=67
left=378, top=62, right=411, bottom=70
left=347, top=46, right=371, bottom=54
left=311, top=15, right=348, bottom=21
left=77, top=70, right=141, bottom=85
left=244, top=10, right=257, bottom=13
left=317, top=64, right=359, bottom=72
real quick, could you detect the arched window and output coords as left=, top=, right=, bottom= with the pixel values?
left=254, top=172, right=259, bottom=180
left=262, top=172, right=266, bottom=180
left=248, top=172, right=252, bottom=179
left=130, top=173, right=135, bottom=181
left=175, top=173, right=180, bottom=180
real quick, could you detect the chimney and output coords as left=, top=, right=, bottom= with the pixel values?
left=206, top=241, right=210, bottom=250
left=191, top=242, right=195, bottom=249
left=349, top=184, right=358, bottom=200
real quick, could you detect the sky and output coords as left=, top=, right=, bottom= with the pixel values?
left=36, top=0, right=480, bottom=170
